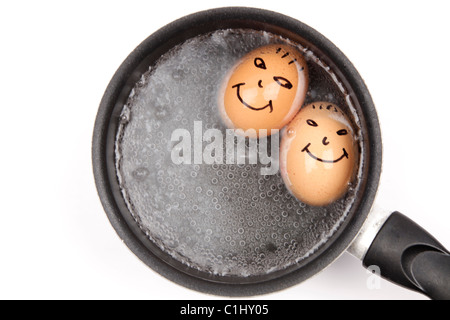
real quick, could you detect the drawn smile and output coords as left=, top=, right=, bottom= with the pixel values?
left=232, top=83, right=273, bottom=113
left=301, top=143, right=349, bottom=163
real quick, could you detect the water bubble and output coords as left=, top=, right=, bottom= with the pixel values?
left=172, top=68, right=185, bottom=80
left=132, top=167, right=149, bottom=181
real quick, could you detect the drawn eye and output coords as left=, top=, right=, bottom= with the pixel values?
left=337, top=129, right=348, bottom=136
left=254, top=58, right=266, bottom=70
left=307, top=119, right=318, bottom=127
left=273, top=76, right=293, bottom=89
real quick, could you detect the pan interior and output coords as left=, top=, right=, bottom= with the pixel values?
left=114, top=29, right=364, bottom=282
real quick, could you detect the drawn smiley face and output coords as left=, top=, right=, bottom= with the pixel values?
left=220, top=44, right=308, bottom=137
left=280, top=102, right=358, bottom=206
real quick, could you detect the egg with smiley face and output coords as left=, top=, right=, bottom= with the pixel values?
left=219, top=44, right=308, bottom=137
left=280, top=102, right=358, bottom=207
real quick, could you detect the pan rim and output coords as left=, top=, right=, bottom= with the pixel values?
left=92, top=6, right=382, bottom=296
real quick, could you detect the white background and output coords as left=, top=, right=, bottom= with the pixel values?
left=1, top=0, right=449, bottom=300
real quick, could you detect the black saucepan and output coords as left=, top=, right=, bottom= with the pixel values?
left=92, top=7, right=450, bottom=299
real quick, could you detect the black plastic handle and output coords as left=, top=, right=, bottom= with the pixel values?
left=363, top=212, right=450, bottom=300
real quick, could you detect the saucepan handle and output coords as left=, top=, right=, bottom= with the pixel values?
left=362, top=212, right=450, bottom=300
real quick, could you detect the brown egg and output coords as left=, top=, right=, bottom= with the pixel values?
left=280, top=102, right=358, bottom=206
left=219, top=44, right=308, bottom=137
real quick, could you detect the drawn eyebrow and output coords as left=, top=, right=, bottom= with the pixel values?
left=288, top=59, right=297, bottom=65
left=276, top=48, right=282, bottom=54
left=311, top=103, right=341, bottom=114
left=281, top=52, right=289, bottom=58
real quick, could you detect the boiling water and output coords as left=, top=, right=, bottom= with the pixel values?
left=115, top=29, right=362, bottom=277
